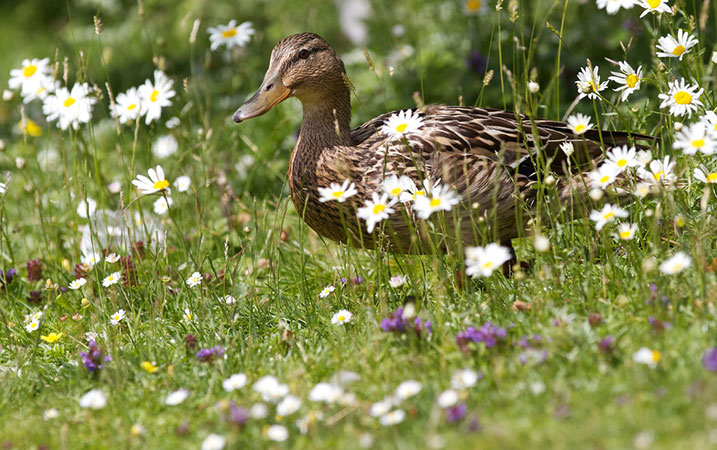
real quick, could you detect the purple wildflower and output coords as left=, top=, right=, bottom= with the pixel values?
left=229, top=404, right=249, bottom=425
left=196, top=345, right=225, bottom=363
left=446, top=403, right=467, bottom=422
left=456, top=322, right=507, bottom=352
left=598, top=336, right=615, bottom=354
left=27, top=259, right=42, bottom=282
left=703, top=348, right=717, bottom=372
left=380, top=307, right=432, bottom=336
left=185, top=334, right=197, bottom=349
left=27, top=291, right=42, bottom=304
left=588, top=314, right=603, bottom=328
left=79, top=340, right=110, bottom=372
left=0, top=268, right=16, bottom=289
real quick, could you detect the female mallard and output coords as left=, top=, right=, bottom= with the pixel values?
left=234, top=33, right=649, bottom=254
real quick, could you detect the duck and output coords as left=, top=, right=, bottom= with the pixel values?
left=233, top=32, right=651, bottom=254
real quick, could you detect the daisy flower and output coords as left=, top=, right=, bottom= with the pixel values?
left=186, top=272, right=202, bottom=287
left=317, top=179, right=358, bottom=203
left=634, top=182, right=652, bottom=198
left=331, top=309, right=353, bottom=325
left=21, top=76, right=58, bottom=104
left=105, top=253, right=120, bottom=263
left=589, top=203, right=628, bottom=231
left=451, top=369, right=480, bottom=390
left=110, top=309, right=126, bottom=326
left=656, top=30, right=697, bottom=61
left=111, top=87, right=143, bottom=124
left=616, top=223, right=637, bottom=240
left=25, top=320, right=40, bottom=333
left=8, top=58, right=52, bottom=99
left=79, top=389, right=107, bottom=409
left=465, top=243, right=512, bottom=277
left=566, top=113, right=594, bottom=135
left=633, top=347, right=661, bottom=368
left=659, top=251, right=691, bottom=275
left=379, top=409, right=406, bottom=426
left=400, top=178, right=440, bottom=203
left=138, top=70, right=175, bottom=125
left=308, top=382, right=343, bottom=403
left=357, top=192, right=397, bottom=233
left=265, top=424, right=289, bottom=442
left=102, top=271, right=121, bottom=287
left=222, top=373, right=248, bottom=392
left=395, top=380, right=421, bottom=400
left=636, top=150, right=652, bottom=167
left=165, top=388, right=190, bottom=406
left=207, top=20, right=255, bottom=51
left=608, top=61, right=642, bottom=101
left=201, top=434, right=226, bottom=450
left=153, top=196, right=174, bottom=215
left=437, top=389, right=459, bottom=408
left=42, top=82, right=96, bottom=130
left=462, top=0, right=488, bottom=14
left=596, top=0, right=636, bottom=14
left=605, top=145, right=639, bottom=171
left=413, top=183, right=461, bottom=219
left=319, top=285, right=335, bottom=298
left=183, top=308, right=193, bottom=322
left=638, top=0, right=671, bottom=17
left=637, top=156, right=677, bottom=185
left=174, top=175, right=191, bottom=192
left=276, top=395, right=302, bottom=417
left=673, top=122, right=716, bottom=155
left=152, top=135, right=178, bottom=159
left=589, top=164, right=620, bottom=190
left=132, top=165, right=171, bottom=195
left=381, top=174, right=414, bottom=201
left=560, top=142, right=575, bottom=157
left=380, top=109, right=424, bottom=140
left=76, top=198, right=97, bottom=218
left=253, top=376, right=289, bottom=402
left=694, top=165, right=717, bottom=184
left=658, top=78, right=704, bottom=118
left=575, top=65, right=609, bottom=101
left=700, top=111, right=717, bottom=134
left=69, top=278, right=87, bottom=290
left=388, top=274, right=407, bottom=288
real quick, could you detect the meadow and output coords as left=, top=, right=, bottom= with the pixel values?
left=1, top=0, right=717, bottom=448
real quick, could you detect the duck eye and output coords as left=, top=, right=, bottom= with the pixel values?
left=298, top=49, right=309, bottom=59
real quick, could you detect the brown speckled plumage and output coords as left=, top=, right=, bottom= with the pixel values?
left=236, top=33, right=652, bottom=253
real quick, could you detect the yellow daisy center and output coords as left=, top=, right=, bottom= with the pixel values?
left=113, top=314, right=120, bottom=320
left=589, top=81, right=598, bottom=92
left=331, top=190, right=344, bottom=198
left=429, top=198, right=442, bottom=207
left=63, top=97, right=76, bottom=107
left=466, top=0, right=481, bottom=11
left=653, top=171, right=664, bottom=180
left=692, top=139, right=705, bottom=148
left=652, top=350, right=661, bottom=362
left=603, top=212, right=615, bottom=220
left=337, top=315, right=345, bottom=321
left=153, top=179, right=170, bottom=190
left=647, top=0, right=660, bottom=7
left=372, top=204, right=386, bottom=214
left=222, top=28, right=238, bottom=38
left=600, top=176, right=610, bottom=184
left=626, top=74, right=639, bottom=88
left=150, top=89, right=159, bottom=102
left=617, top=159, right=627, bottom=167
left=390, top=187, right=402, bottom=196
left=707, top=173, right=717, bottom=182
left=127, top=103, right=137, bottom=111
left=413, top=190, right=425, bottom=199
left=619, top=230, right=632, bottom=239
left=395, top=123, right=408, bottom=133
left=672, top=45, right=685, bottom=56
left=23, top=65, right=37, bottom=77
left=482, top=261, right=494, bottom=269
left=575, top=124, right=586, bottom=133
left=673, top=91, right=692, bottom=105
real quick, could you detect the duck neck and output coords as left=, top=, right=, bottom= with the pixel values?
left=296, top=82, right=353, bottom=151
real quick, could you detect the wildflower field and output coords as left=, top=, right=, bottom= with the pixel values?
left=2, top=0, right=717, bottom=448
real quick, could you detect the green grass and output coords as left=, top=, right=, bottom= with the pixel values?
left=1, top=0, right=717, bottom=448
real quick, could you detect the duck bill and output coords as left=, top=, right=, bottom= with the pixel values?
left=233, top=73, right=292, bottom=123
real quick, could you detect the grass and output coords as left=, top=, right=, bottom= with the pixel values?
left=1, top=0, right=717, bottom=448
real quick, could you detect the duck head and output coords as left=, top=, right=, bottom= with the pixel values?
left=233, top=33, right=349, bottom=123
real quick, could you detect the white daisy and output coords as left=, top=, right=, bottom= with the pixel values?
left=153, top=196, right=174, bottom=215
left=265, top=424, right=289, bottom=442
left=207, top=20, right=255, bottom=51
left=462, top=0, right=488, bottom=14
left=616, top=223, right=637, bottom=240
left=201, top=434, right=226, bottom=450
left=276, top=395, right=302, bottom=417
left=222, top=373, right=248, bottom=392
left=319, top=285, right=335, bottom=298
left=605, top=145, right=639, bottom=172
left=575, top=65, right=609, bottom=101
left=166, top=117, right=180, bottom=128
left=317, top=179, right=358, bottom=203
left=700, top=111, right=717, bottom=134
left=560, top=142, right=575, bottom=157
left=451, top=368, right=480, bottom=390
left=634, top=182, right=652, bottom=198
left=308, top=382, right=343, bottom=403
left=673, top=122, right=716, bottom=155
left=465, top=243, right=512, bottom=277
left=694, top=165, right=717, bottom=184
left=183, top=308, right=193, bottom=322
left=632, top=347, right=661, bottom=368
left=656, top=30, right=697, bottom=61
left=357, top=192, right=397, bottom=233
left=253, top=376, right=289, bottom=403
left=639, top=0, right=671, bottom=17
left=658, top=78, right=704, bottom=118
left=637, top=156, right=677, bottom=186
left=42, top=82, right=96, bottom=130
left=437, top=389, right=459, bottom=408
left=79, top=389, right=107, bottom=409
left=21, top=76, right=58, bottom=104
left=380, top=109, right=424, bottom=140
left=111, top=87, right=143, bottom=124
left=69, top=278, right=87, bottom=290
left=589, top=164, right=621, bottom=190
left=608, top=61, right=642, bottom=101
left=102, top=271, right=121, bottom=287
left=105, top=253, right=120, bottom=263
left=132, top=165, right=171, bottom=195
left=566, top=113, right=594, bottom=135
left=138, top=70, right=175, bottom=125
left=589, top=203, right=628, bottom=231
left=8, top=58, right=53, bottom=99
left=413, top=183, right=461, bottom=219
left=76, top=198, right=97, bottom=218
left=596, top=0, right=636, bottom=14
left=186, top=271, right=202, bottom=287
left=395, top=380, right=421, bottom=400
left=331, top=309, right=353, bottom=325
left=165, top=388, right=190, bottom=406
left=388, top=274, right=407, bottom=288
left=381, top=174, right=414, bottom=201
left=636, top=150, right=652, bottom=167
left=25, top=320, right=40, bottom=333
left=400, top=178, right=440, bottom=203
left=174, top=175, right=191, bottom=192
left=659, top=251, right=691, bottom=275
left=110, top=309, right=126, bottom=325
left=379, top=409, right=405, bottom=426
left=152, top=135, right=178, bottom=158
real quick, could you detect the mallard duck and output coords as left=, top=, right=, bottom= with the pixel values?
left=234, top=33, right=650, bottom=254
